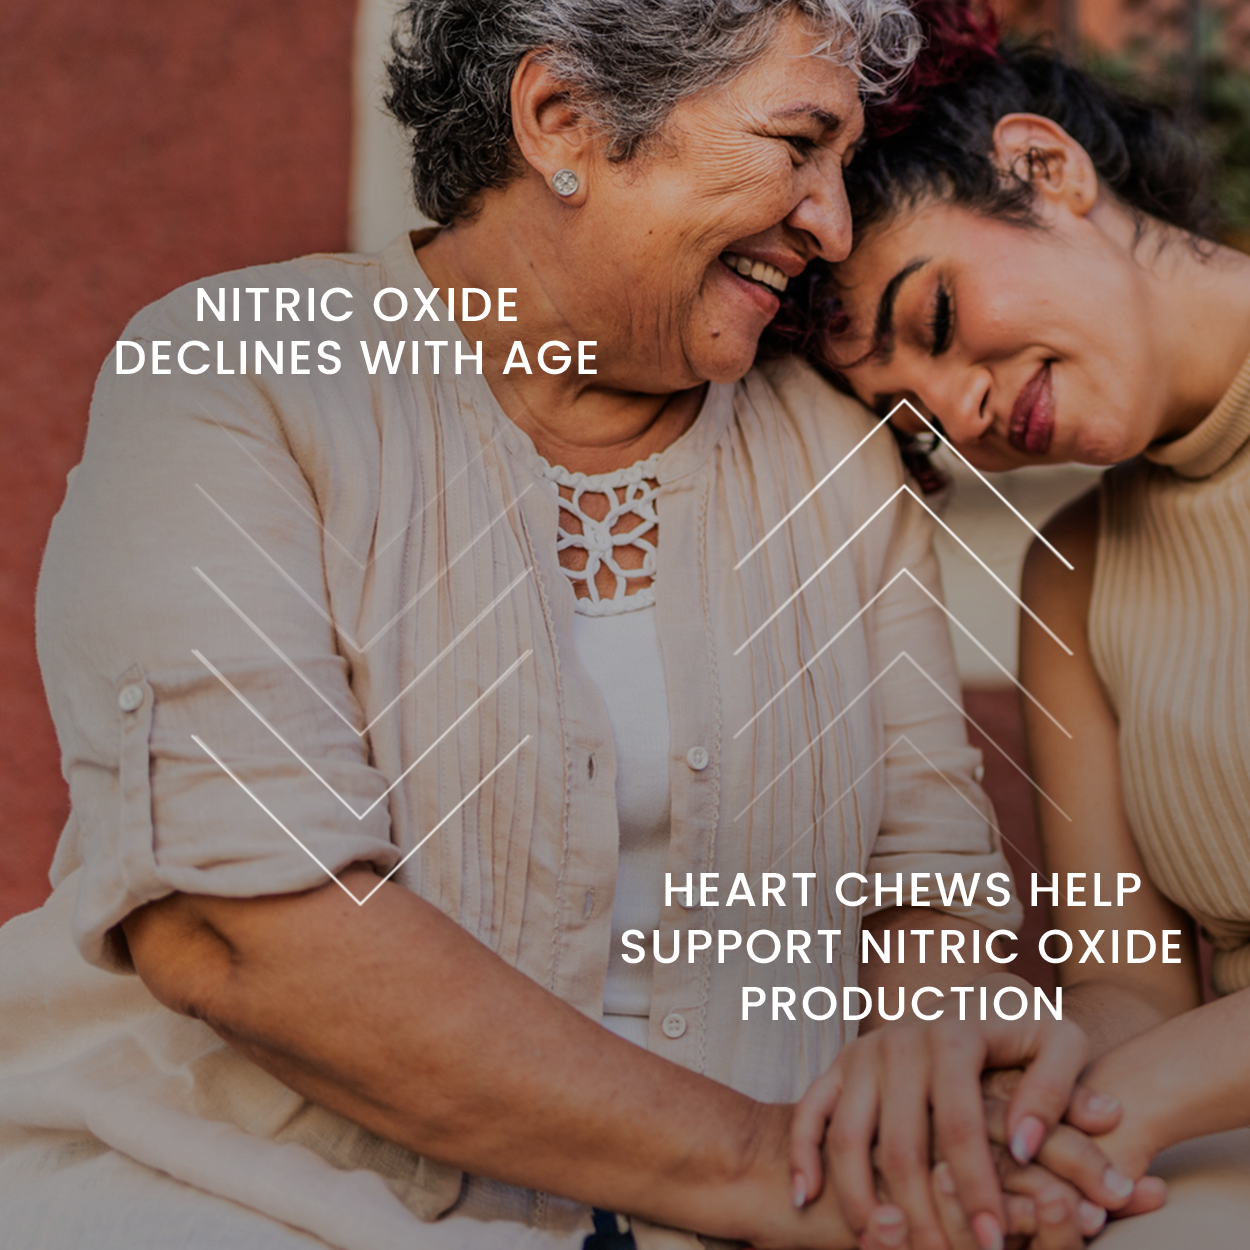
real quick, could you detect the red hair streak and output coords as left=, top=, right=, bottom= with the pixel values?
left=869, top=0, right=1002, bottom=139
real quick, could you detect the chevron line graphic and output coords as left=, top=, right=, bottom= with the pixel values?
left=734, top=398, right=1072, bottom=572
left=193, top=647, right=532, bottom=819
left=196, top=482, right=532, bottom=654
left=736, top=651, right=1070, bottom=823
left=734, top=485, right=1073, bottom=657
left=771, top=732, right=1041, bottom=874
left=192, top=733, right=531, bottom=906
left=734, top=568, right=1068, bottom=741
left=734, top=417, right=885, bottom=571
left=886, top=398, right=1074, bottom=570
left=197, top=402, right=509, bottom=571
left=194, top=566, right=532, bottom=735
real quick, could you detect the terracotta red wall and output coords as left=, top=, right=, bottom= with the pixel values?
left=0, top=0, right=357, bottom=923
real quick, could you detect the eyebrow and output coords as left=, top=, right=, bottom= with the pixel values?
left=770, top=103, right=845, bottom=131
left=872, top=259, right=929, bottom=357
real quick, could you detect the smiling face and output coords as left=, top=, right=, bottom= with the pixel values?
left=568, top=13, right=865, bottom=388
left=827, top=195, right=1173, bottom=471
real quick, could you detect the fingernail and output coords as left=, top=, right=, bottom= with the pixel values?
left=972, top=1212, right=1004, bottom=1250
left=871, top=1208, right=906, bottom=1248
left=934, top=1162, right=957, bottom=1196
left=1104, top=1167, right=1135, bottom=1201
left=1079, top=1201, right=1108, bottom=1236
left=1086, top=1092, right=1120, bottom=1116
left=1010, top=1114, right=1046, bottom=1165
left=792, top=1173, right=807, bottom=1209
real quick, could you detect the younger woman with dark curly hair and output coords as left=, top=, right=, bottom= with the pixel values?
left=801, top=5, right=1250, bottom=1244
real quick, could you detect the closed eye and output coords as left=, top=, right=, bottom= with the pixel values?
left=928, top=283, right=953, bottom=356
left=783, top=134, right=818, bottom=157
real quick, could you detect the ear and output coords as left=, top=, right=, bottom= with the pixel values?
left=510, top=52, right=595, bottom=205
left=992, top=113, right=1099, bottom=217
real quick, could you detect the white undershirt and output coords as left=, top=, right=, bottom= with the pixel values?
left=572, top=606, right=671, bottom=1050
left=542, top=452, right=671, bottom=1050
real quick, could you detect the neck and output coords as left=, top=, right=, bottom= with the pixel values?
left=1145, top=229, right=1250, bottom=440
left=416, top=189, right=704, bottom=473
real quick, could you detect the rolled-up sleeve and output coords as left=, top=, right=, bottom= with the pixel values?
left=38, top=304, right=399, bottom=971
left=863, top=462, right=1024, bottom=934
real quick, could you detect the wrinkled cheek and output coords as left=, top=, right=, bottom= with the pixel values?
left=693, top=160, right=795, bottom=220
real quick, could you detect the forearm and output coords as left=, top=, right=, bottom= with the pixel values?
left=124, top=867, right=854, bottom=1247
left=1057, top=977, right=1183, bottom=1061
left=1084, top=987, right=1250, bottom=1172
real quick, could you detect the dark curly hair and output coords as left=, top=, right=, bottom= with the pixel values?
left=845, top=7, right=1219, bottom=238
left=760, top=0, right=1220, bottom=488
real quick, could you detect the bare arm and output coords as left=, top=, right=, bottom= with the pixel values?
left=1018, top=490, right=1202, bottom=1059
left=1024, top=498, right=1250, bottom=1174
left=1082, top=984, right=1250, bottom=1177
left=122, top=865, right=859, bottom=1250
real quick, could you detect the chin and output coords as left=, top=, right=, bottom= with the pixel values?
left=1073, top=430, right=1143, bottom=467
left=690, top=329, right=766, bottom=385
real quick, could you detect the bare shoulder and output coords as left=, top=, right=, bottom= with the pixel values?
left=1020, top=484, right=1101, bottom=632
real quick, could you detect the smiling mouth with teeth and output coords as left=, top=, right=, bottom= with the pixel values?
left=721, top=252, right=789, bottom=294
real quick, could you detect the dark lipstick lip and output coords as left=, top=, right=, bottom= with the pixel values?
left=1008, top=364, right=1054, bottom=455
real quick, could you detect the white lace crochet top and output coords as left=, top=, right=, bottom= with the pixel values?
left=545, top=453, right=671, bottom=1049
left=542, top=453, right=661, bottom=614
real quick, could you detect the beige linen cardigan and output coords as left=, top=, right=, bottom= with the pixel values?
left=0, top=234, right=1018, bottom=1247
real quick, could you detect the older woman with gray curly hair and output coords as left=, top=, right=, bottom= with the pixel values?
left=0, top=2, right=1097, bottom=1248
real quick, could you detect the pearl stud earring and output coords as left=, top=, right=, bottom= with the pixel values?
left=552, top=168, right=579, bottom=196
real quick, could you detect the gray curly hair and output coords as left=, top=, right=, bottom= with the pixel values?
left=386, top=0, right=921, bottom=224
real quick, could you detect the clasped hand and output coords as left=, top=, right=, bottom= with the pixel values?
left=786, top=1016, right=1165, bottom=1250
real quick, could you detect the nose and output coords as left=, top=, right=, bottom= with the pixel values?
left=785, top=159, right=853, bottom=262
left=916, top=364, right=994, bottom=449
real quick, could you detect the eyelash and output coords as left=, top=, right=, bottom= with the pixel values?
left=784, top=134, right=817, bottom=157
left=928, top=283, right=953, bottom=356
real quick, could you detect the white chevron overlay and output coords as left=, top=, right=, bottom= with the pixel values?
left=733, top=484, right=1073, bottom=658
left=736, top=651, right=1071, bottom=824
left=191, top=417, right=542, bottom=901
left=734, top=397, right=1073, bottom=572
left=771, top=733, right=1042, bottom=874
left=731, top=410, right=1074, bottom=835
left=194, top=648, right=532, bottom=820
left=187, top=387, right=1066, bottom=901
left=194, top=566, right=532, bottom=735
left=196, top=401, right=510, bottom=572
left=196, top=482, right=533, bottom=654
left=735, top=568, right=1070, bottom=741
left=192, top=733, right=531, bottom=906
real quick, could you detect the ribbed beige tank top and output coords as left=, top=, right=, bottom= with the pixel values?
left=1090, top=350, right=1250, bottom=995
